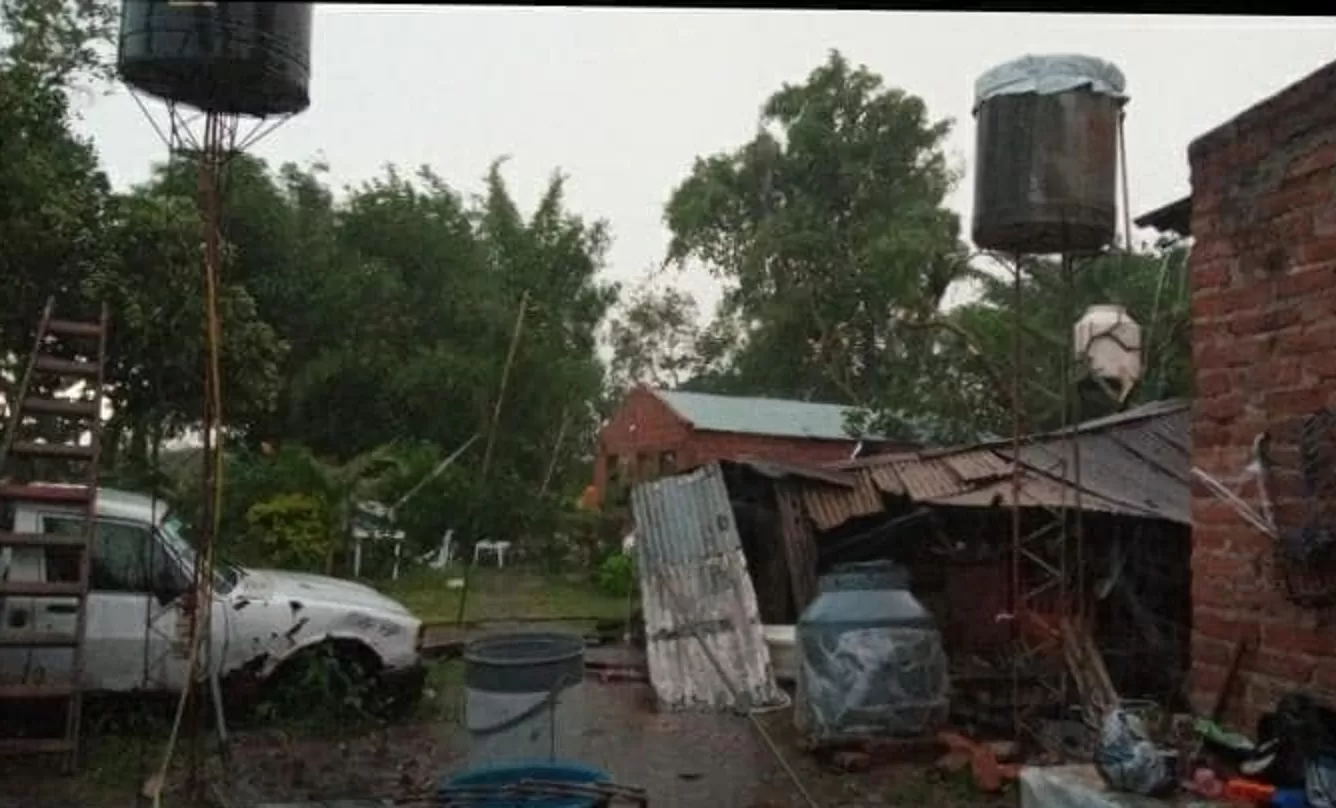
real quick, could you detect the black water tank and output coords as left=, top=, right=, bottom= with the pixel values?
left=117, top=1, right=312, bottom=117
left=971, top=54, right=1126, bottom=256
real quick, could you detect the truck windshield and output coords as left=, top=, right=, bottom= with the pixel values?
left=160, top=515, right=241, bottom=594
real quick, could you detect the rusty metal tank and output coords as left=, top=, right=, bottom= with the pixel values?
left=971, top=54, right=1127, bottom=256
left=117, top=1, right=313, bottom=116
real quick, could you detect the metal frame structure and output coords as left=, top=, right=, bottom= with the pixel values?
left=126, top=93, right=299, bottom=797
left=1006, top=251, right=1090, bottom=748
left=1007, top=110, right=1138, bottom=747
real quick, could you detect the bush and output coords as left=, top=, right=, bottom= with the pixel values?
left=594, top=551, right=637, bottom=598
left=244, top=493, right=333, bottom=571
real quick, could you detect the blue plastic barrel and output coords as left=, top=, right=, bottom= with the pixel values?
left=439, top=761, right=611, bottom=808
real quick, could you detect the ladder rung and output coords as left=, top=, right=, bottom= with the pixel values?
left=45, top=319, right=103, bottom=339
left=0, top=738, right=76, bottom=756
left=32, top=355, right=99, bottom=378
left=0, top=581, right=84, bottom=596
left=0, top=632, right=81, bottom=648
left=20, top=397, right=99, bottom=418
left=9, top=442, right=95, bottom=461
left=0, top=484, right=93, bottom=504
left=0, top=531, right=87, bottom=548
left=0, top=683, right=76, bottom=699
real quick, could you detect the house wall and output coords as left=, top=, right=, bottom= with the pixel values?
left=1189, top=59, right=1336, bottom=730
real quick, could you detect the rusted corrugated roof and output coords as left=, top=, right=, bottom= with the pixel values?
left=810, top=399, right=1190, bottom=529
left=801, top=469, right=884, bottom=531
left=630, top=463, right=784, bottom=711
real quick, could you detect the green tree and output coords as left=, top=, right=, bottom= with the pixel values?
left=89, top=187, right=287, bottom=473
left=0, top=0, right=116, bottom=87
left=663, top=50, right=967, bottom=422
left=934, top=244, right=1192, bottom=439
left=605, top=282, right=703, bottom=393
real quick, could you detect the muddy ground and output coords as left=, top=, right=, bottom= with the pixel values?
left=0, top=673, right=1013, bottom=808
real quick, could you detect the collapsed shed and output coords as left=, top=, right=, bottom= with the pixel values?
left=629, top=399, right=1192, bottom=735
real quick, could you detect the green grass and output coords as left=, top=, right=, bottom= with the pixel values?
left=379, top=565, right=633, bottom=624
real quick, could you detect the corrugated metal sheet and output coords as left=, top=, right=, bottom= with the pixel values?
left=732, top=455, right=856, bottom=487
left=944, top=450, right=1013, bottom=482
left=654, top=389, right=881, bottom=441
left=631, top=463, right=783, bottom=711
left=801, top=469, right=885, bottom=530
left=996, top=406, right=1190, bottom=524
left=809, top=399, right=1191, bottom=529
left=892, top=456, right=967, bottom=500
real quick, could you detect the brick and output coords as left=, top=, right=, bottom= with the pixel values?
left=1192, top=634, right=1235, bottom=668
left=1312, top=659, right=1336, bottom=690
left=1287, top=323, right=1336, bottom=354
left=1251, top=359, right=1302, bottom=389
left=1195, top=261, right=1232, bottom=290
left=1200, top=392, right=1246, bottom=421
left=1250, top=649, right=1316, bottom=683
left=1264, top=387, right=1330, bottom=416
left=1196, top=370, right=1235, bottom=399
left=1195, top=610, right=1256, bottom=643
left=1278, top=265, right=1336, bottom=298
left=1309, top=351, right=1336, bottom=380
left=1288, top=141, right=1336, bottom=179
left=1191, top=662, right=1230, bottom=697
left=1314, top=205, right=1336, bottom=237
left=1261, top=624, right=1336, bottom=658
left=1299, top=238, right=1336, bottom=266
left=1261, top=181, right=1325, bottom=221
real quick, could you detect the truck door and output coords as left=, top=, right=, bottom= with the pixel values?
left=0, top=505, right=71, bottom=689
left=39, top=513, right=187, bottom=692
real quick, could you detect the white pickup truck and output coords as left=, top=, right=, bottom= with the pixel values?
left=0, top=486, right=426, bottom=708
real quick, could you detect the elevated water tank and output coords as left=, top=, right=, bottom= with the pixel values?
left=795, top=563, right=948, bottom=741
left=117, top=1, right=313, bottom=116
left=972, top=54, right=1127, bottom=255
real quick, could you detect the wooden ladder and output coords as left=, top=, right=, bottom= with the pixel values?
left=0, top=297, right=108, bottom=772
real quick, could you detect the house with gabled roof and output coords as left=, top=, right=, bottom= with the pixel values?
left=591, top=386, right=916, bottom=508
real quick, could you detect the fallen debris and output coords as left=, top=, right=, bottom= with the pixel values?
left=936, top=730, right=1020, bottom=793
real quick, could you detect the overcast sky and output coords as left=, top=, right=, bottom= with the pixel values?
left=75, top=9, right=1336, bottom=317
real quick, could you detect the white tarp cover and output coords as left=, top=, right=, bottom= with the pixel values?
left=975, top=54, right=1128, bottom=109
left=796, top=625, right=949, bottom=741
left=1020, top=765, right=1216, bottom=808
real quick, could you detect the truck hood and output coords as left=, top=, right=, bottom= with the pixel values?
left=234, top=568, right=413, bottom=619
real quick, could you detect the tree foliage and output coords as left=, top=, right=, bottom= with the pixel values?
left=661, top=50, right=968, bottom=431
left=642, top=49, right=1193, bottom=444
left=1, top=3, right=616, bottom=571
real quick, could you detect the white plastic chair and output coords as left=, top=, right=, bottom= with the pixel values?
left=473, top=539, right=511, bottom=568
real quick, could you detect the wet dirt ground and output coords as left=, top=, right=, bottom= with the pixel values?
left=218, top=682, right=1007, bottom=807
left=0, top=660, right=1013, bottom=807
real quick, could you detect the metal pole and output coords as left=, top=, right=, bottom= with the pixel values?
left=1009, top=255, right=1023, bottom=741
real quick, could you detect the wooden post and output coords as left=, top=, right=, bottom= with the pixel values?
left=455, top=291, right=529, bottom=625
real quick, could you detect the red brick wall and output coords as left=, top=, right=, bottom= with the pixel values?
left=687, top=430, right=864, bottom=469
left=593, top=387, right=692, bottom=498
left=1189, top=59, right=1336, bottom=729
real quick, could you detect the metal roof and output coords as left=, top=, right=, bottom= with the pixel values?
left=653, top=389, right=881, bottom=442
left=810, top=399, right=1191, bottom=529
left=1134, top=195, right=1192, bottom=236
